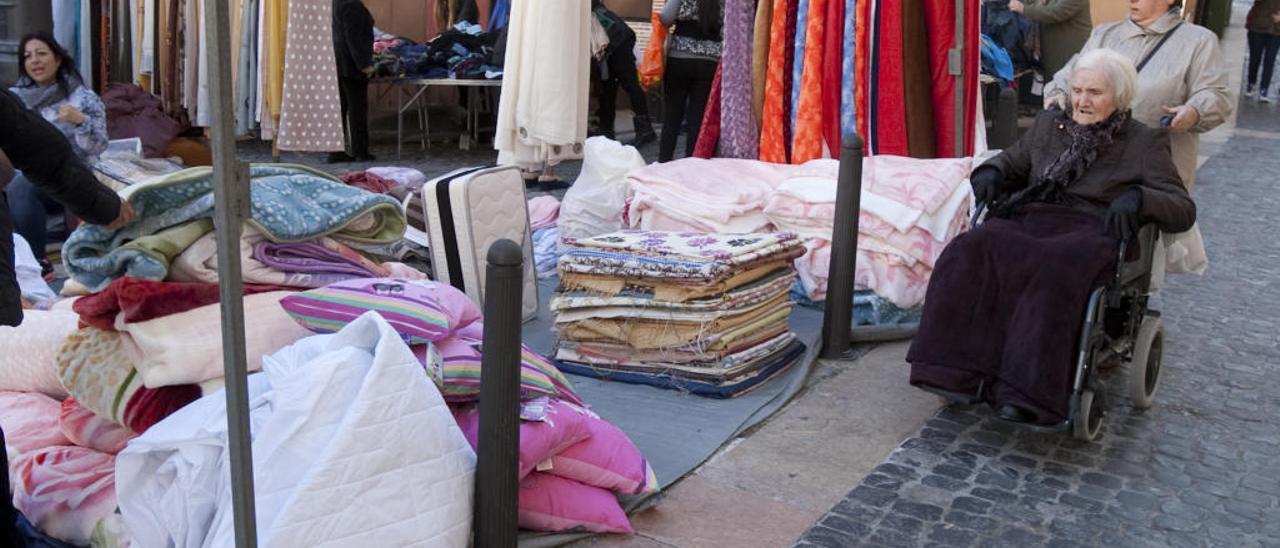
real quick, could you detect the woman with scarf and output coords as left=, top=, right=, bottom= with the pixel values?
left=5, top=32, right=109, bottom=260
left=658, top=0, right=723, bottom=162
left=907, top=49, right=1196, bottom=425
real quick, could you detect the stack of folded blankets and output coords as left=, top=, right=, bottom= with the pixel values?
left=552, top=230, right=808, bottom=398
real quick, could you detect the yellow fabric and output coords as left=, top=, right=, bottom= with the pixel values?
left=266, top=0, right=288, bottom=120
left=558, top=261, right=792, bottom=303
left=558, top=297, right=794, bottom=350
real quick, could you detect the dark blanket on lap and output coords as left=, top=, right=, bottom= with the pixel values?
left=907, top=205, right=1118, bottom=424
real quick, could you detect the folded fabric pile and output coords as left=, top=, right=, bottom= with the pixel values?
left=372, top=23, right=505, bottom=80
left=552, top=230, right=808, bottom=398
left=625, top=156, right=972, bottom=309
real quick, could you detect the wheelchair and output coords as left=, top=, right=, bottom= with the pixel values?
left=1064, top=221, right=1164, bottom=441
left=947, top=205, right=1166, bottom=441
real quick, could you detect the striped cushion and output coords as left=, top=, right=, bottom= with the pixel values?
left=280, top=278, right=480, bottom=344
left=426, top=338, right=585, bottom=406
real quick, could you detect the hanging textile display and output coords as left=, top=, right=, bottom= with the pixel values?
left=820, top=0, right=843, bottom=154
left=275, top=0, right=344, bottom=151
left=141, top=0, right=157, bottom=76
left=236, top=0, right=260, bottom=136
left=53, top=0, right=79, bottom=61
left=719, top=0, right=758, bottom=159
left=195, top=0, right=211, bottom=127
left=182, top=0, right=198, bottom=117
left=693, top=64, right=724, bottom=159
left=840, top=0, right=857, bottom=141
left=789, top=0, right=809, bottom=142
left=750, top=0, right=773, bottom=125
left=923, top=0, right=980, bottom=157
left=258, top=0, right=288, bottom=140
left=902, top=0, right=936, bottom=158
left=81, top=0, right=95, bottom=87
left=757, top=0, right=795, bottom=163
left=791, top=0, right=827, bottom=163
left=494, top=0, right=590, bottom=170
left=869, top=0, right=907, bottom=157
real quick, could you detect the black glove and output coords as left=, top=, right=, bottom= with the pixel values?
left=970, top=166, right=1004, bottom=208
left=1105, top=189, right=1144, bottom=241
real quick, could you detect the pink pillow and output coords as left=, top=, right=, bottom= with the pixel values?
left=60, top=398, right=135, bottom=454
left=12, top=445, right=118, bottom=546
left=549, top=415, right=657, bottom=495
left=518, top=472, right=634, bottom=534
left=451, top=399, right=593, bottom=479
left=0, top=391, right=71, bottom=454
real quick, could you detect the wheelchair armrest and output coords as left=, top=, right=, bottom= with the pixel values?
left=1117, top=224, right=1160, bottom=285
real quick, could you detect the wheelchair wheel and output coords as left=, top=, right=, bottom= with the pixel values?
left=1128, top=316, right=1164, bottom=409
left=1072, top=389, right=1103, bottom=441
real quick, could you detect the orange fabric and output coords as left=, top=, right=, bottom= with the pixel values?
left=758, top=0, right=793, bottom=163
left=792, top=0, right=828, bottom=163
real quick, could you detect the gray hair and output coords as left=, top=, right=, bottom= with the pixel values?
left=1070, top=48, right=1139, bottom=112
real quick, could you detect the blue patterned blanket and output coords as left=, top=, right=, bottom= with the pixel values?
left=64, top=164, right=406, bottom=291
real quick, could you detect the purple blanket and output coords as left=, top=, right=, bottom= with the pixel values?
left=907, top=205, right=1118, bottom=424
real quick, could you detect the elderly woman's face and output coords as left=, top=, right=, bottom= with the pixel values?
left=1070, top=68, right=1117, bottom=125
left=1129, top=0, right=1176, bottom=26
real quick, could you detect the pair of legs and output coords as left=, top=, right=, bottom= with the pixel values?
left=333, top=76, right=372, bottom=162
left=658, top=57, right=717, bottom=162
left=595, top=36, right=656, bottom=144
left=4, top=173, right=63, bottom=259
left=1247, top=30, right=1280, bottom=98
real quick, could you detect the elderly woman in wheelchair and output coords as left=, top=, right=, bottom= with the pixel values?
left=907, top=48, right=1196, bottom=439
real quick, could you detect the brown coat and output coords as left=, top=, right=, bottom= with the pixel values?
left=984, top=110, right=1196, bottom=234
left=1247, top=0, right=1280, bottom=35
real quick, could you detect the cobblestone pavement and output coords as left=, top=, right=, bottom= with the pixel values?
left=795, top=108, right=1280, bottom=546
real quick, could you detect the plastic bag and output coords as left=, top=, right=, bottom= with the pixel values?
left=558, top=137, right=646, bottom=252
left=638, top=12, right=667, bottom=91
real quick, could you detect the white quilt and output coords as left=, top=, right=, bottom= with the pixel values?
left=116, top=312, right=476, bottom=548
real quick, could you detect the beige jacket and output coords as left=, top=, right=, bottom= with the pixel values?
left=1046, top=12, right=1235, bottom=189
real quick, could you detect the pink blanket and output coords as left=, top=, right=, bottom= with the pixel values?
left=0, top=392, right=71, bottom=455
left=11, top=446, right=118, bottom=546
left=625, top=157, right=972, bottom=307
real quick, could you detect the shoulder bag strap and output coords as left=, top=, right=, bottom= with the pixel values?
left=1136, top=22, right=1184, bottom=73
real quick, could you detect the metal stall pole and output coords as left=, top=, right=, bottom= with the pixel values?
left=202, top=0, right=257, bottom=545
left=992, top=87, right=1018, bottom=149
left=952, top=0, right=967, bottom=158
left=820, top=135, right=865, bottom=359
left=474, top=239, right=525, bottom=547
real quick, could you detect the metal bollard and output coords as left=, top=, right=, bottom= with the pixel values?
left=474, top=239, right=525, bottom=548
left=992, top=87, right=1018, bottom=150
left=821, top=135, right=864, bottom=359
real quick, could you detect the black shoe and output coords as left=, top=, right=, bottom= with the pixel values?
left=626, top=132, right=657, bottom=147
left=354, top=153, right=377, bottom=162
left=537, top=177, right=571, bottom=191
left=327, top=152, right=356, bottom=163
left=996, top=404, right=1035, bottom=423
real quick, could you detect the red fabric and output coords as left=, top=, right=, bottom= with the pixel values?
left=792, top=0, right=830, bottom=164
left=874, top=0, right=908, bottom=156
left=103, top=83, right=183, bottom=158
left=74, top=277, right=291, bottom=330
left=821, top=0, right=844, bottom=154
left=855, top=0, right=871, bottom=149
left=693, top=64, right=724, bottom=159
left=781, top=0, right=798, bottom=160
left=339, top=171, right=397, bottom=194
left=923, top=0, right=980, bottom=157
left=122, top=384, right=203, bottom=434
left=758, top=0, right=795, bottom=163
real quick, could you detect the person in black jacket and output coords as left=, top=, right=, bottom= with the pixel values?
left=592, top=0, right=657, bottom=146
left=0, top=89, right=131, bottom=328
left=331, top=0, right=376, bottom=163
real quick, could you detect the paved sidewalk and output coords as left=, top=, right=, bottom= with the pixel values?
left=795, top=24, right=1280, bottom=548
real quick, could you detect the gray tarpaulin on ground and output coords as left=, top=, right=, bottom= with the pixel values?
left=518, top=278, right=824, bottom=547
